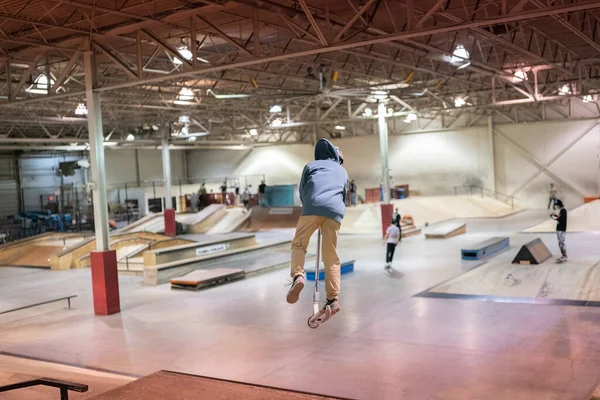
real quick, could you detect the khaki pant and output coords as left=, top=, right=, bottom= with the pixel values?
left=291, top=216, right=341, bottom=300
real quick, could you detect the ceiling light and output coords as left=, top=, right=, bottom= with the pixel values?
left=249, top=128, right=258, bottom=135
left=366, top=96, right=378, bottom=103
left=181, top=126, right=189, bottom=135
left=513, top=69, right=528, bottom=82
left=363, top=107, right=373, bottom=117
left=387, top=107, right=394, bottom=115
left=406, top=112, right=417, bottom=121
left=558, top=84, right=571, bottom=96
left=269, top=105, right=283, bottom=113
left=125, top=133, right=135, bottom=141
left=271, top=118, right=283, bottom=127
left=152, top=125, right=159, bottom=131
left=371, top=90, right=387, bottom=96
left=69, top=142, right=79, bottom=147
left=26, top=73, right=55, bottom=94
left=173, top=44, right=193, bottom=65
left=178, top=115, right=190, bottom=123
left=452, top=45, right=470, bottom=62
left=188, top=136, right=197, bottom=142
left=456, top=62, right=471, bottom=70
left=103, top=141, right=118, bottom=147
left=583, top=94, right=594, bottom=103
left=74, top=103, right=87, bottom=116
left=454, top=97, right=466, bottom=107
left=403, top=117, right=411, bottom=123
left=335, top=125, right=345, bottom=130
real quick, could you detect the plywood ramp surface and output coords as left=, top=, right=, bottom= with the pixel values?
left=90, top=371, right=349, bottom=399
left=429, top=259, right=600, bottom=302
left=244, top=206, right=301, bottom=231
left=425, top=223, right=466, bottom=239
left=525, top=200, right=600, bottom=233
left=1, top=245, right=64, bottom=267
left=207, top=208, right=251, bottom=234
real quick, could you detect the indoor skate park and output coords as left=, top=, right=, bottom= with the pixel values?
left=3, top=0, right=600, bottom=399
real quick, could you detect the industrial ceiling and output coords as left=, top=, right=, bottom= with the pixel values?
left=1, top=0, right=600, bottom=150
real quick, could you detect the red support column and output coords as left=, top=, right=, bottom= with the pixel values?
left=380, top=203, right=393, bottom=239
left=90, top=250, right=120, bottom=316
left=164, top=208, right=176, bottom=237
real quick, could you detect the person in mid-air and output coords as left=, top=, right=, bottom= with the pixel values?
left=551, top=199, right=568, bottom=263
left=286, top=138, right=348, bottom=318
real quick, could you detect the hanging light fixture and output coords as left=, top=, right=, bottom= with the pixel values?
left=583, top=94, right=594, bottom=103
left=178, top=115, right=190, bottom=123
left=451, top=45, right=471, bottom=69
left=74, top=103, right=88, bottom=115
left=249, top=128, right=258, bottom=135
left=513, top=69, right=528, bottom=82
left=269, top=105, right=283, bottom=113
left=454, top=97, right=466, bottom=107
left=335, top=125, right=346, bottom=130
left=26, top=73, right=55, bottom=94
left=363, top=107, right=373, bottom=117
left=406, top=112, right=417, bottom=121
left=558, top=84, right=571, bottom=96
left=271, top=118, right=283, bottom=127
left=125, top=133, right=135, bottom=141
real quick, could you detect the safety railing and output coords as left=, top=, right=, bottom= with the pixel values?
left=0, top=376, right=88, bottom=399
left=453, top=186, right=515, bottom=208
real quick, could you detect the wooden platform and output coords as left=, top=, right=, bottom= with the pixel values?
left=90, top=371, right=351, bottom=399
left=461, top=237, right=510, bottom=260
left=170, top=268, right=244, bottom=290
left=424, top=222, right=467, bottom=239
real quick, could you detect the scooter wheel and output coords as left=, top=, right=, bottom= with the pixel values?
left=307, top=316, right=319, bottom=329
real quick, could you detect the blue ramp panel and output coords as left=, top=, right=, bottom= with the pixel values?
left=461, top=237, right=510, bottom=261
left=307, top=260, right=355, bottom=281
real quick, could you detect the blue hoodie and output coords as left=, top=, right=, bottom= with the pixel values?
left=299, top=138, right=348, bottom=223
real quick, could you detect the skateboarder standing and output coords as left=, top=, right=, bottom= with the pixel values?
left=392, top=208, right=402, bottom=240
left=286, top=138, right=348, bottom=318
left=551, top=199, right=568, bottom=263
left=349, top=180, right=357, bottom=206
left=384, top=219, right=401, bottom=269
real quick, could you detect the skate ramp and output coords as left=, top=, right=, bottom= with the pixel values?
left=340, top=205, right=420, bottom=237
left=207, top=208, right=251, bottom=234
left=420, top=257, right=600, bottom=304
left=525, top=200, right=600, bottom=233
left=0, top=233, right=89, bottom=268
left=392, top=195, right=517, bottom=226
left=179, top=204, right=225, bottom=231
left=424, top=222, right=466, bottom=239
left=244, top=206, right=302, bottom=231
left=90, top=370, right=353, bottom=399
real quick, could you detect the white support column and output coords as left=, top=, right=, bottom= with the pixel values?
left=84, top=51, right=109, bottom=251
left=378, top=102, right=390, bottom=203
left=161, top=127, right=173, bottom=209
left=488, top=116, right=497, bottom=192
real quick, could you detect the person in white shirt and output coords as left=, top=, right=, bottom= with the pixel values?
left=383, top=219, right=401, bottom=269
left=242, top=185, right=252, bottom=212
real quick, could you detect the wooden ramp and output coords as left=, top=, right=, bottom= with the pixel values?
left=170, top=268, right=244, bottom=290
left=424, top=222, right=466, bottom=239
left=90, top=370, right=352, bottom=399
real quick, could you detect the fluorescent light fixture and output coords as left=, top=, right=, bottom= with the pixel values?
left=454, top=97, right=466, bottom=107
left=249, top=128, right=258, bottom=136
left=271, top=118, right=283, bottom=127
left=513, top=69, right=528, bottom=82
left=335, top=125, right=345, bottom=130
left=583, top=94, right=594, bottom=103
left=74, top=103, right=88, bottom=115
left=371, top=90, right=388, bottom=96
left=558, top=84, right=571, bottom=96
left=173, top=45, right=193, bottom=65
left=178, top=115, right=190, bottom=123
left=406, top=112, right=417, bottom=121
left=452, top=45, right=470, bottom=62
left=206, top=89, right=250, bottom=99
left=103, top=141, right=118, bottom=147
left=269, top=105, right=283, bottom=113
left=26, top=73, right=54, bottom=94
left=125, top=133, right=135, bottom=141
left=456, top=62, right=471, bottom=70
left=363, top=107, right=373, bottom=117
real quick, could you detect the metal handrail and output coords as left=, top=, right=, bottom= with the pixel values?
left=0, top=377, right=88, bottom=399
left=453, top=185, right=515, bottom=208
left=0, top=295, right=76, bottom=316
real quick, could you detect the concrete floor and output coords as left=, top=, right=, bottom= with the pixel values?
left=2, top=210, right=600, bottom=399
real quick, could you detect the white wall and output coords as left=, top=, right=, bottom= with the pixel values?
left=186, top=127, right=493, bottom=198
